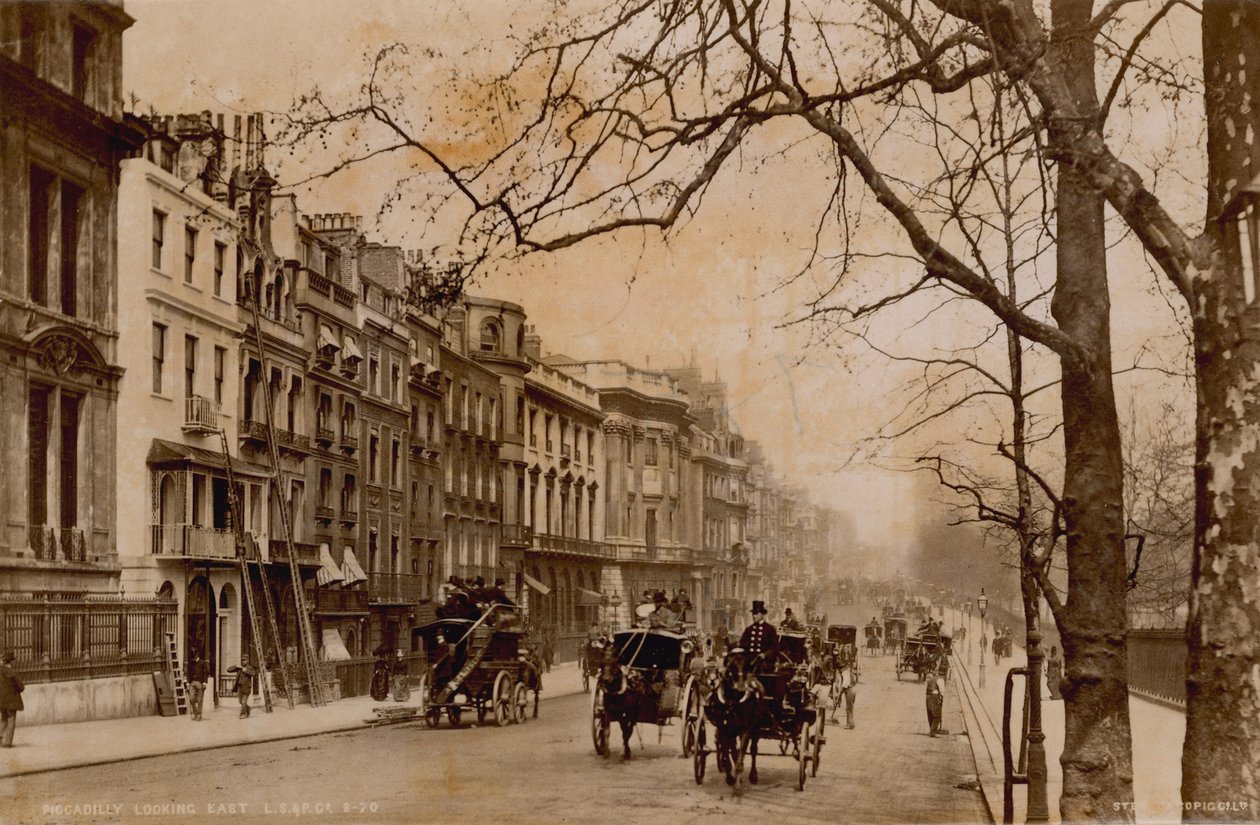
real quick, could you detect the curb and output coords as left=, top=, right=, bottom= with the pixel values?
left=953, top=650, right=1002, bottom=824
left=2, top=666, right=586, bottom=781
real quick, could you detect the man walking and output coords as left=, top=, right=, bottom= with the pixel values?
left=925, top=668, right=946, bottom=737
left=187, top=652, right=209, bottom=721
left=227, top=657, right=257, bottom=718
left=835, top=660, right=858, bottom=729
left=0, top=651, right=24, bottom=747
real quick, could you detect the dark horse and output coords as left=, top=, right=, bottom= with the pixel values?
left=597, top=656, right=647, bottom=761
left=704, top=652, right=770, bottom=794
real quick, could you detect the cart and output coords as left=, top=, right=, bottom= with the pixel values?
left=592, top=627, right=703, bottom=757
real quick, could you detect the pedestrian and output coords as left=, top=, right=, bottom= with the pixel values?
left=391, top=650, right=410, bottom=702
left=370, top=646, right=391, bottom=701
left=227, top=657, right=257, bottom=719
left=992, top=631, right=1001, bottom=666
left=925, top=669, right=946, bottom=737
left=1046, top=645, right=1063, bottom=700
left=835, top=661, right=858, bottom=729
left=187, top=652, right=209, bottom=721
left=542, top=627, right=555, bottom=673
left=0, top=651, right=24, bottom=747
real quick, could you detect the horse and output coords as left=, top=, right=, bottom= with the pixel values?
left=704, top=651, right=771, bottom=794
left=597, top=655, right=648, bottom=761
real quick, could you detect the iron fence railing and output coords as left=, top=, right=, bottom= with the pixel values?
left=1, top=594, right=177, bottom=684
left=1127, top=629, right=1186, bottom=706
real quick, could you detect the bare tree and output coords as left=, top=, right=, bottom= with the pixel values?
left=280, top=0, right=1260, bottom=818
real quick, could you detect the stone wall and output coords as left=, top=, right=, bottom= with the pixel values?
left=19, top=675, right=159, bottom=726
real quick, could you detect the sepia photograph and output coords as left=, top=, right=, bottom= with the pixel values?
left=1, top=0, right=1257, bottom=823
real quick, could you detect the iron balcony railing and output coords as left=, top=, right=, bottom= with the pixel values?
left=28, top=525, right=87, bottom=562
left=310, top=587, right=369, bottom=612
left=368, top=572, right=427, bottom=604
left=150, top=524, right=236, bottom=560
left=500, top=523, right=533, bottom=546
left=182, top=395, right=219, bottom=434
left=269, top=539, right=320, bottom=565
left=314, top=424, right=335, bottom=446
left=532, top=532, right=615, bottom=559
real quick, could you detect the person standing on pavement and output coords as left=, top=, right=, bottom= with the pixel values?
left=835, top=660, right=858, bottom=729
left=1046, top=645, right=1063, bottom=700
left=925, top=669, right=946, bottom=737
left=187, top=652, right=209, bottom=721
left=0, top=651, right=24, bottom=747
left=227, top=657, right=257, bottom=718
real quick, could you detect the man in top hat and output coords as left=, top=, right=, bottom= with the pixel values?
left=737, top=601, right=779, bottom=659
left=0, top=651, right=24, bottom=747
left=780, top=607, right=803, bottom=631
left=649, top=591, right=678, bottom=629
left=483, top=577, right=513, bottom=607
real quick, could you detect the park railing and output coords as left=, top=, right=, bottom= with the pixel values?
left=1127, top=628, right=1186, bottom=706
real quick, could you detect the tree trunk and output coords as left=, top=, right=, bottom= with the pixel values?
left=1049, top=1, right=1135, bottom=820
left=1184, top=2, right=1260, bottom=819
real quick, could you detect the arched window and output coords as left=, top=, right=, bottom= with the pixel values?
left=480, top=319, right=502, bottom=353
left=516, top=326, right=525, bottom=355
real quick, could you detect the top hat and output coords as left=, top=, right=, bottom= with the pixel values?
left=474, top=576, right=486, bottom=586
left=653, top=591, right=667, bottom=604
left=494, top=577, right=506, bottom=587
left=785, top=608, right=794, bottom=614
left=751, top=600, right=768, bottom=615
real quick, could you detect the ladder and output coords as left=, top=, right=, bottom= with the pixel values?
left=219, top=428, right=287, bottom=712
left=244, top=292, right=325, bottom=706
left=163, top=631, right=189, bottom=715
left=433, top=605, right=510, bottom=703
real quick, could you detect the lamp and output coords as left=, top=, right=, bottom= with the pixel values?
left=1224, top=173, right=1260, bottom=303
left=978, top=588, right=988, bottom=619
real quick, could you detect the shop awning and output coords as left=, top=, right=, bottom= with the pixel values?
left=522, top=572, right=550, bottom=596
left=577, top=587, right=604, bottom=606
left=316, top=543, right=344, bottom=586
left=321, top=628, right=351, bottom=661
left=342, top=335, right=363, bottom=363
left=317, top=324, right=340, bottom=352
left=341, top=547, right=369, bottom=585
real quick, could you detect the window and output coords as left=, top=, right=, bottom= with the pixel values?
left=19, top=4, right=46, bottom=72
left=369, top=432, right=380, bottom=482
left=342, top=474, right=357, bottom=513
left=460, top=386, right=469, bottom=429
left=588, top=432, right=595, bottom=464
left=28, top=386, right=49, bottom=529
left=151, top=324, right=166, bottom=393
left=391, top=437, right=401, bottom=488
left=71, top=23, right=95, bottom=102
left=645, top=438, right=658, bottom=466
left=369, top=357, right=379, bottom=396
left=341, top=401, right=356, bottom=439
left=28, top=167, right=53, bottom=307
left=529, top=409, right=537, bottom=447
left=516, top=395, right=525, bottom=437
left=287, top=377, right=302, bottom=433
left=390, top=362, right=401, bottom=402
left=319, top=468, right=332, bottom=507
left=152, top=210, right=166, bottom=270
left=480, top=319, right=501, bottom=352
left=544, top=414, right=553, bottom=452
left=667, top=443, right=673, bottom=469
left=426, top=410, right=435, bottom=443
left=183, top=335, right=197, bottom=399
left=213, top=347, right=226, bottom=405
left=474, top=392, right=483, bottom=435
left=213, top=242, right=226, bottom=297
left=28, top=168, right=84, bottom=316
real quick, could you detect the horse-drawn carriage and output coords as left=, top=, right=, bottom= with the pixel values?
left=591, top=627, right=703, bottom=760
left=864, top=622, right=883, bottom=655
left=579, top=636, right=607, bottom=693
left=895, top=632, right=952, bottom=681
left=411, top=606, right=540, bottom=727
left=693, top=630, right=825, bottom=793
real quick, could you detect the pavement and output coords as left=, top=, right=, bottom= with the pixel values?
left=948, top=619, right=1186, bottom=824
left=0, top=661, right=585, bottom=780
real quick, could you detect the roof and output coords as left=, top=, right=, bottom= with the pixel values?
left=146, top=439, right=272, bottom=477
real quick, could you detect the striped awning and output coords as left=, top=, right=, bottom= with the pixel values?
left=316, top=543, right=344, bottom=586
left=341, top=547, right=368, bottom=585
left=321, top=628, right=351, bottom=661
left=522, top=572, right=550, bottom=596
left=342, top=335, right=363, bottom=363
left=317, top=324, right=340, bottom=351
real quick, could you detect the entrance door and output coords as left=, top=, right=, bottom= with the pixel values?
left=185, top=577, right=215, bottom=673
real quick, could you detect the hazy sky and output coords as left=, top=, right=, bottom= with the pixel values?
left=122, top=0, right=1197, bottom=558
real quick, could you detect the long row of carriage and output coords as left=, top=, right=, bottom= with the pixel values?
left=397, top=598, right=950, bottom=795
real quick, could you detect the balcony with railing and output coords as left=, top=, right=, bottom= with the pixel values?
left=182, top=395, right=220, bottom=436
left=151, top=524, right=236, bottom=560
left=269, top=539, right=320, bottom=566
left=500, top=523, right=533, bottom=547
left=310, top=586, right=369, bottom=613
left=341, top=433, right=359, bottom=453
left=28, top=525, right=89, bottom=562
left=314, top=424, right=335, bottom=447
left=532, top=532, right=615, bottom=559
left=315, top=505, right=335, bottom=523
left=368, top=572, right=426, bottom=604
left=239, top=418, right=268, bottom=445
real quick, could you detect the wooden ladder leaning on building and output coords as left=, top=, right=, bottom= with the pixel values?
left=242, top=295, right=326, bottom=706
left=218, top=428, right=289, bottom=712
left=163, top=631, right=189, bottom=715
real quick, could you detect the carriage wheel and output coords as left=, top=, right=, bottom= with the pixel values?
left=796, top=725, right=809, bottom=791
left=424, top=706, right=442, bottom=727
left=591, top=685, right=609, bottom=757
left=692, top=708, right=707, bottom=785
left=493, top=671, right=513, bottom=727
left=416, top=672, right=430, bottom=719
left=681, top=677, right=700, bottom=757
left=512, top=682, right=529, bottom=724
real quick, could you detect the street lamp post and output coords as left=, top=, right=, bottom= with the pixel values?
left=966, top=599, right=973, bottom=665
left=978, top=589, right=988, bottom=689
left=1025, top=592, right=1050, bottom=823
